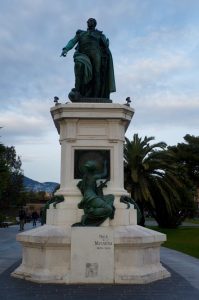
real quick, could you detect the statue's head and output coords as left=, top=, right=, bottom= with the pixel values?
left=87, top=18, right=97, bottom=29
left=83, top=160, right=98, bottom=172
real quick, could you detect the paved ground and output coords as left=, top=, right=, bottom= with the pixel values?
left=0, top=223, right=34, bottom=274
left=0, top=223, right=199, bottom=300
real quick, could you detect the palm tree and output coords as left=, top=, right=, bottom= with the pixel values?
left=124, top=134, right=183, bottom=226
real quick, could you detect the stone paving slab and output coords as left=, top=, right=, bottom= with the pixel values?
left=160, top=247, right=199, bottom=290
left=1, top=261, right=199, bottom=300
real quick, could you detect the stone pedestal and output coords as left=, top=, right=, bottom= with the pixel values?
left=47, top=103, right=135, bottom=227
left=12, top=102, right=170, bottom=284
left=12, top=225, right=169, bottom=284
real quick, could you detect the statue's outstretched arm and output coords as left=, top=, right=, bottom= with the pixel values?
left=60, top=35, right=78, bottom=57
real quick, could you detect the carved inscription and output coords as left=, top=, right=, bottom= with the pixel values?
left=94, top=234, right=113, bottom=250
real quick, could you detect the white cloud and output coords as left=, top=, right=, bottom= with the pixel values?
left=0, top=99, right=55, bottom=144
left=126, top=124, right=199, bottom=148
left=116, top=51, right=191, bottom=88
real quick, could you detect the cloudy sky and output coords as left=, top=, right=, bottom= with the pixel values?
left=1, top=0, right=199, bottom=183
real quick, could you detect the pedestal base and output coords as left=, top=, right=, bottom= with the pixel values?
left=12, top=225, right=170, bottom=284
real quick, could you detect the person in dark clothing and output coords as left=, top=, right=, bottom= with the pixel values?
left=32, top=211, right=38, bottom=227
left=18, top=208, right=26, bottom=231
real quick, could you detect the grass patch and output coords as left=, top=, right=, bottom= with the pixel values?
left=148, top=226, right=199, bottom=259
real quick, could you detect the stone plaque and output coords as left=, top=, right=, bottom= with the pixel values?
left=71, top=227, right=114, bottom=283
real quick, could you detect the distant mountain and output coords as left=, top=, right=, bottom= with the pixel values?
left=23, top=176, right=59, bottom=193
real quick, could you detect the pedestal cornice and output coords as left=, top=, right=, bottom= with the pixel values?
left=50, top=103, right=134, bottom=134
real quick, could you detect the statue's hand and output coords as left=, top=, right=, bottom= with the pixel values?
left=60, top=48, right=67, bottom=57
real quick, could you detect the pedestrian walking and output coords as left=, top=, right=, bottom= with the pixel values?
left=18, top=208, right=26, bottom=231
left=32, top=211, right=38, bottom=227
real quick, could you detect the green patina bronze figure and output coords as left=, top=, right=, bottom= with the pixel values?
left=120, top=195, right=143, bottom=225
left=41, top=195, right=64, bottom=225
left=61, top=18, right=116, bottom=101
left=72, top=160, right=115, bottom=226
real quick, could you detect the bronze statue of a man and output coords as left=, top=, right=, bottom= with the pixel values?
left=61, top=18, right=116, bottom=100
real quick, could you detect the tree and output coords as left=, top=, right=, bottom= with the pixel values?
left=124, top=134, right=186, bottom=227
left=149, top=174, right=196, bottom=228
left=169, top=134, right=199, bottom=185
left=0, top=143, right=24, bottom=209
left=0, top=143, right=10, bottom=203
